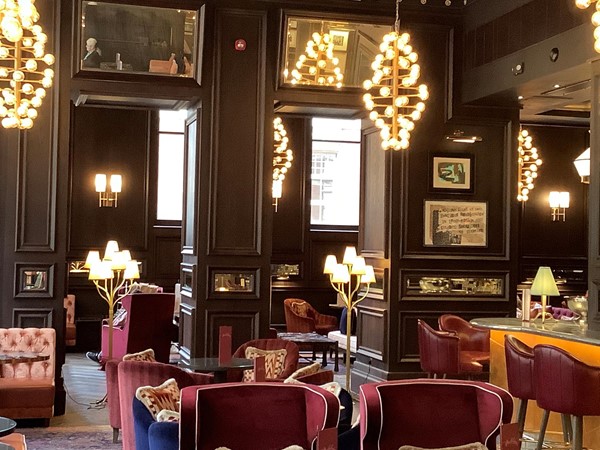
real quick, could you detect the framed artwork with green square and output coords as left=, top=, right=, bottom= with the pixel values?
left=430, top=153, right=474, bottom=193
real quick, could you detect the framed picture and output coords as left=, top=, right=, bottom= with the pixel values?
left=424, top=200, right=487, bottom=247
left=430, top=153, right=474, bottom=193
left=329, top=30, right=349, bottom=51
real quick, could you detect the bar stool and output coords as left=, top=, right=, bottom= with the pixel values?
left=534, top=344, right=600, bottom=450
left=439, top=314, right=490, bottom=366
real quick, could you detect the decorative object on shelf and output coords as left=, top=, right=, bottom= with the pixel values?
left=272, top=117, right=293, bottom=211
left=287, top=31, right=344, bottom=88
left=362, top=0, right=429, bottom=151
left=0, top=0, right=55, bottom=129
left=575, top=0, right=600, bottom=52
left=95, top=173, right=122, bottom=207
left=574, top=147, right=590, bottom=184
left=423, top=200, right=487, bottom=247
left=517, top=128, right=542, bottom=202
left=445, top=130, right=482, bottom=144
left=84, top=240, right=140, bottom=359
left=530, top=266, right=560, bottom=324
left=566, top=296, right=588, bottom=327
left=323, top=246, right=375, bottom=391
left=549, top=191, right=569, bottom=221
left=430, top=153, right=474, bottom=193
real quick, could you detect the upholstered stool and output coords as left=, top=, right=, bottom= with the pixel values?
left=534, top=344, right=600, bottom=450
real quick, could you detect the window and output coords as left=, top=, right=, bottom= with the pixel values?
left=157, top=110, right=187, bottom=222
left=310, top=118, right=361, bottom=226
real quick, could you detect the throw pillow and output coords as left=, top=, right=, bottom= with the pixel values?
left=136, top=378, right=180, bottom=420
left=398, top=443, right=487, bottom=450
left=123, top=348, right=156, bottom=362
left=284, top=362, right=321, bottom=382
left=156, top=409, right=180, bottom=423
left=243, top=347, right=287, bottom=382
left=112, top=308, right=128, bottom=327
left=290, top=301, right=309, bottom=318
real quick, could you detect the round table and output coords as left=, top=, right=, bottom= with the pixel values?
left=179, top=357, right=253, bottom=383
left=0, top=417, right=16, bottom=437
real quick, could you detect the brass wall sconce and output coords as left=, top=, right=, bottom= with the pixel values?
left=549, top=191, right=569, bottom=221
left=95, top=174, right=122, bottom=207
left=445, top=130, right=482, bottom=144
left=573, top=148, right=590, bottom=184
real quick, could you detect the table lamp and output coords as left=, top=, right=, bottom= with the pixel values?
left=530, top=266, right=560, bottom=324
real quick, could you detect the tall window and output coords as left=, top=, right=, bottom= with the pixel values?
left=157, top=110, right=187, bottom=222
left=311, top=118, right=361, bottom=226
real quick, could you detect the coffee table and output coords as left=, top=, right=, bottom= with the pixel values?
left=179, top=357, right=253, bottom=383
left=0, top=417, right=16, bottom=438
left=277, top=332, right=339, bottom=372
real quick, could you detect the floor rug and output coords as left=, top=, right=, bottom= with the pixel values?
left=16, top=425, right=121, bottom=450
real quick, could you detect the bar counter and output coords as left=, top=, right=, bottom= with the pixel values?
left=471, top=317, right=600, bottom=449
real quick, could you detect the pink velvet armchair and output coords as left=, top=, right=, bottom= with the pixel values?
left=180, top=382, right=340, bottom=450
left=359, top=379, right=513, bottom=450
left=283, top=298, right=338, bottom=335
left=101, top=293, right=175, bottom=364
left=113, top=360, right=212, bottom=450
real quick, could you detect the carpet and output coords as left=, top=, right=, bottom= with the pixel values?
left=16, top=425, right=121, bottom=450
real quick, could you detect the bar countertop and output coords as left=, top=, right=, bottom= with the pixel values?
left=471, top=317, right=600, bottom=346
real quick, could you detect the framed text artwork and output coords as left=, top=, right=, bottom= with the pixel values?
left=424, top=200, right=487, bottom=247
left=430, top=153, right=474, bottom=193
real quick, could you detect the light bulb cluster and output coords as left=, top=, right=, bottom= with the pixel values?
left=0, top=0, right=54, bottom=129
left=363, top=32, right=429, bottom=151
left=287, top=32, right=344, bottom=88
left=575, top=0, right=600, bottom=52
left=517, top=129, right=542, bottom=202
left=272, top=117, right=293, bottom=201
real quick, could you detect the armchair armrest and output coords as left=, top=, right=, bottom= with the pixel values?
left=314, top=312, right=337, bottom=327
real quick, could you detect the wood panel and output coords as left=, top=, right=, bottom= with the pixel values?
left=179, top=301, right=195, bottom=363
left=13, top=308, right=54, bottom=328
left=153, top=235, right=181, bottom=281
left=356, top=306, right=386, bottom=361
left=209, top=9, right=266, bottom=255
left=206, top=311, right=260, bottom=356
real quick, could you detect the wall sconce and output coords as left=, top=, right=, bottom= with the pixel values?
left=573, top=147, right=590, bottom=184
left=95, top=174, right=122, bottom=207
left=549, top=191, right=569, bottom=221
left=445, top=130, right=483, bottom=143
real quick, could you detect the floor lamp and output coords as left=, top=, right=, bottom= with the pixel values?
left=323, top=246, right=375, bottom=392
left=85, top=240, right=140, bottom=360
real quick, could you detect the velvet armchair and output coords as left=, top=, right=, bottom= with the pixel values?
left=283, top=298, right=338, bottom=335
left=229, top=338, right=300, bottom=382
left=359, top=379, right=513, bottom=450
left=179, top=382, right=340, bottom=450
left=101, top=293, right=176, bottom=364
left=113, top=360, right=212, bottom=450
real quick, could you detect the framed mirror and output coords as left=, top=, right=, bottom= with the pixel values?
left=79, top=1, right=200, bottom=78
left=15, top=264, right=54, bottom=298
left=282, top=15, right=392, bottom=89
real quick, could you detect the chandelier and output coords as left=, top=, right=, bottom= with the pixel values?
left=575, top=0, right=600, bottom=52
left=288, top=31, right=344, bottom=88
left=362, top=1, right=429, bottom=150
left=517, top=128, right=542, bottom=202
left=0, top=0, right=55, bottom=130
left=272, top=117, right=293, bottom=211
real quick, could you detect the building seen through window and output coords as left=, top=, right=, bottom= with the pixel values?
left=311, top=117, right=361, bottom=227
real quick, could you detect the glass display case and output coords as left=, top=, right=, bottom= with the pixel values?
left=403, top=272, right=506, bottom=299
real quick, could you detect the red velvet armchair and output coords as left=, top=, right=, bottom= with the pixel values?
left=101, top=293, right=175, bottom=364
left=113, top=360, right=212, bottom=450
left=359, top=379, right=513, bottom=450
left=229, top=338, right=300, bottom=381
left=180, top=382, right=340, bottom=450
left=283, top=298, right=338, bottom=335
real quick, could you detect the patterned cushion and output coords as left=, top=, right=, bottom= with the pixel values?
left=242, top=347, right=287, bottom=382
left=112, top=308, right=128, bottom=327
left=399, top=444, right=487, bottom=450
left=284, top=362, right=321, bottom=382
left=156, top=409, right=180, bottom=422
left=123, top=348, right=156, bottom=362
left=135, top=378, right=180, bottom=420
left=290, top=301, right=309, bottom=318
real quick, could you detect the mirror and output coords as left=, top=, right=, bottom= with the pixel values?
left=80, top=1, right=199, bottom=77
left=22, top=270, right=48, bottom=292
left=213, top=272, right=255, bottom=293
left=282, top=16, right=391, bottom=89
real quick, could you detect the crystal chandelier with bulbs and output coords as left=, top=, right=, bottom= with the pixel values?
left=0, top=0, right=55, bottom=130
left=272, top=117, right=293, bottom=211
left=575, top=0, right=600, bottom=52
left=362, top=1, right=429, bottom=151
left=517, top=128, right=542, bottom=202
left=288, top=31, right=344, bottom=88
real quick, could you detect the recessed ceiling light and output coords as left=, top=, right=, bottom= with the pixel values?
left=554, top=84, right=560, bottom=88
left=518, top=95, right=524, bottom=100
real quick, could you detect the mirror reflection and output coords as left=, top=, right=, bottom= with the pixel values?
left=22, top=270, right=48, bottom=291
left=213, top=273, right=255, bottom=293
left=283, top=17, right=391, bottom=88
left=80, top=1, right=197, bottom=77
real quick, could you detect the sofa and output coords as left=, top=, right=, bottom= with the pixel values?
left=0, top=328, right=56, bottom=422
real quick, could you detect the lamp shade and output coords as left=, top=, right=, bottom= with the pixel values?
left=110, top=175, right=122, bottom=193
left=124, top=260, right=140, bottom=280
left=272, top=179, right=283, bottom=199
left=109, top=251, right=128, bottom=270
left=104, top=240, right=120, bottom=261
left=84, top=250, right=101, bottom=269
left=530, top=266, right=560, bottom=296
left=574, top=148, right=590, bottom=181
left=95, top=174, right=107, bottom=193
left=350, top=257, right=367, bottom=275
left=342, top=246, right=357, bottom=265
left=88, top=261, right=114, bottom=280
left=361, top=265, right=376, bottom=284
left=549, top=191, right=569, bottom=208
left=323, top=255, right=338, bottom=274
left=331, top=264, right=350, bottom=283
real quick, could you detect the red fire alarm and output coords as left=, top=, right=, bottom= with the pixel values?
left=234, top=39, right=246, bottom=51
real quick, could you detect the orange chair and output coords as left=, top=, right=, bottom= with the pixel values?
left=283, top=298, right=338, bottom=335
left=438, top=314, right=490, bottom=365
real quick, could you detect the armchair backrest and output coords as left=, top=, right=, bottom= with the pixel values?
left=417, top=319, right=460, bottom=375
left=359, top=379, right=513, bottom=450
left=232, top=338, right=300, bottom=380
left=0, top=328, right=55, bottom=381
left=283, top=298, right=316, bottom=333
left=180, top=383, right=340, bottom=450
left=504, top=334, right=535, bottom=400
left=438, top=314, right=490, bottom=352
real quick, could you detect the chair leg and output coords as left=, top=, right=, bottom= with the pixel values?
left=112, top=427, right=119, bottom=443
left=560, top=414, right=572, bottom=443
left=572, top=416, right=583, bottom=450
left=536, top=409, right=550, bottom=450
left=517, top=399, right=528, bottom=440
